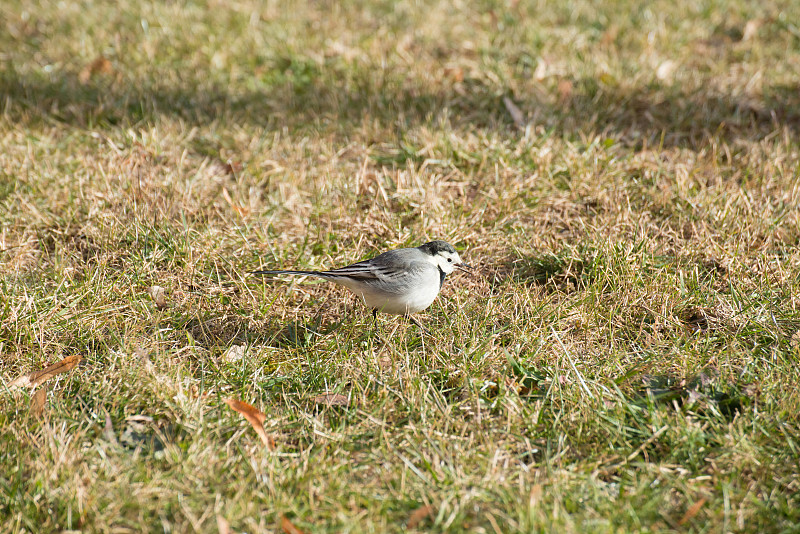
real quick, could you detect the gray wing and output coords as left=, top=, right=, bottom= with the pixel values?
left=320, top=248, right=430, bottom=294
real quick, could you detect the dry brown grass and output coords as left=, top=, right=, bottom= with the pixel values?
left=2, top=0, right=800, bottom=532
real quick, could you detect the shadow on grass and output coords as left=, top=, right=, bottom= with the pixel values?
left=178, top=311, right=343, bottom=351
left=3, top=67, right=798, bottom=150
left=493, top=246, right=601, bottom=295
left=512, top=249, right=597, bottom=290
left=499, top=356, right=751, bottom=468
left=502, top=353, right=749, bottom=419
left=628, top=370, right=749, bottom=419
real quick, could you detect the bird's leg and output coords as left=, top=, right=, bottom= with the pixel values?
left=371, top=308, right=387, bottom=344
left=408, top=316, right=431, bottom=336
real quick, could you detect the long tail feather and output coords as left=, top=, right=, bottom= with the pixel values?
left=250, top=269, right=321, bottom=276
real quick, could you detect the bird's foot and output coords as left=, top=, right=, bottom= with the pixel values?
left=408, top=316, right=431, bottom=336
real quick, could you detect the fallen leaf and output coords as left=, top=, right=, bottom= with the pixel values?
left=407, top=504, right=434, bottom=529
left=679, top=498, right=707, bottom=525
left=149, top=286, right=167, bottom=309
left=10, top=354, right=82, bottom=389
left=505, top=377, right=532, bottom=396
left=557, top=79, right=573, bottom=102
left=216, top=515, right=230, bottom=534
left=444, top=65, right=464, bottom=82
left=502, top=96, right=525, bottom=128
left=311, top=393, right=349, bottom=407
left=225, top=398, right=275, bottom=449
left=79, top=55, right=113, bottom=84
left=223, top=344, right=247, bottom=363
left=279, top=515, right=306, bottom=534
left=223, top=159, right=243, bottom=176
left=30, top=387, right=47, bottom=417
left=222, top=188, right=250, bottom=216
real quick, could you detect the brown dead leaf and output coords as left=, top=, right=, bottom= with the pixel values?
left=502, top=97, right=526, bottom=128
left=223, top=159, right=243, bottom=176
left=444, top=65, right=464, bottom=83
left=279, top=515, right=306, bottom=534
left=149, top=286, right=167, bottom=309
left=79, top=55, right=113, bottom=84
left=505, top=377, right=532, bottom=396
left=10, top=354, right=82, bottom=389
left=407, top=504, right=434, bottom=529
left=223, top=344, right=247, bottom=363
left=311, top=393, right=349, bottom=407
left=224, top=398, right=275, bottom=449
left=222, top=188, right=250, bottom=216
left=557, top=79, right=573, bottom=102
left=30, top=387, right=47, bottom=418
left=679, top=498, right=707, bottom=525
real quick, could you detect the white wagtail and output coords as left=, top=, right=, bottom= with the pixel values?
left=251, top=240, right=471, bottom=324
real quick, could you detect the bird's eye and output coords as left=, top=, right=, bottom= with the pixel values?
left=447, top=258, right=453, bottom=262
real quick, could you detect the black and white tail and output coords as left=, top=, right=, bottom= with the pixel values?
left=251, top=261, right=381, bottom=281
left=249, top=269, right=363, bottom=280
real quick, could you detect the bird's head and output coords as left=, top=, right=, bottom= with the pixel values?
left=418, top=240, right=471, bottom=275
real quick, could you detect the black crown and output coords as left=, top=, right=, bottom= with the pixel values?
left=419, top=240, right=456, bottom=255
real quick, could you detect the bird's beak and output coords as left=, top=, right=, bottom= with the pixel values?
left=456, top=263, right=473, bottom=274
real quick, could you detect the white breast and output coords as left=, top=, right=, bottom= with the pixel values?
left=335, top=267, right=443, bottom=315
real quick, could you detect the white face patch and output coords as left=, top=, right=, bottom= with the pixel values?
left=434, top=250, right=462, bottom=274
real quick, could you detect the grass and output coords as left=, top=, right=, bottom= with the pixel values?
left=2, top=0, right=800, bottom=532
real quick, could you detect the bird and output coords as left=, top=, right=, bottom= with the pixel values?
left=251, top=240, right=471, bottom=325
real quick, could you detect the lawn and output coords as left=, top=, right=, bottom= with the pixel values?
left=1, top=0, right=800, bottom=532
